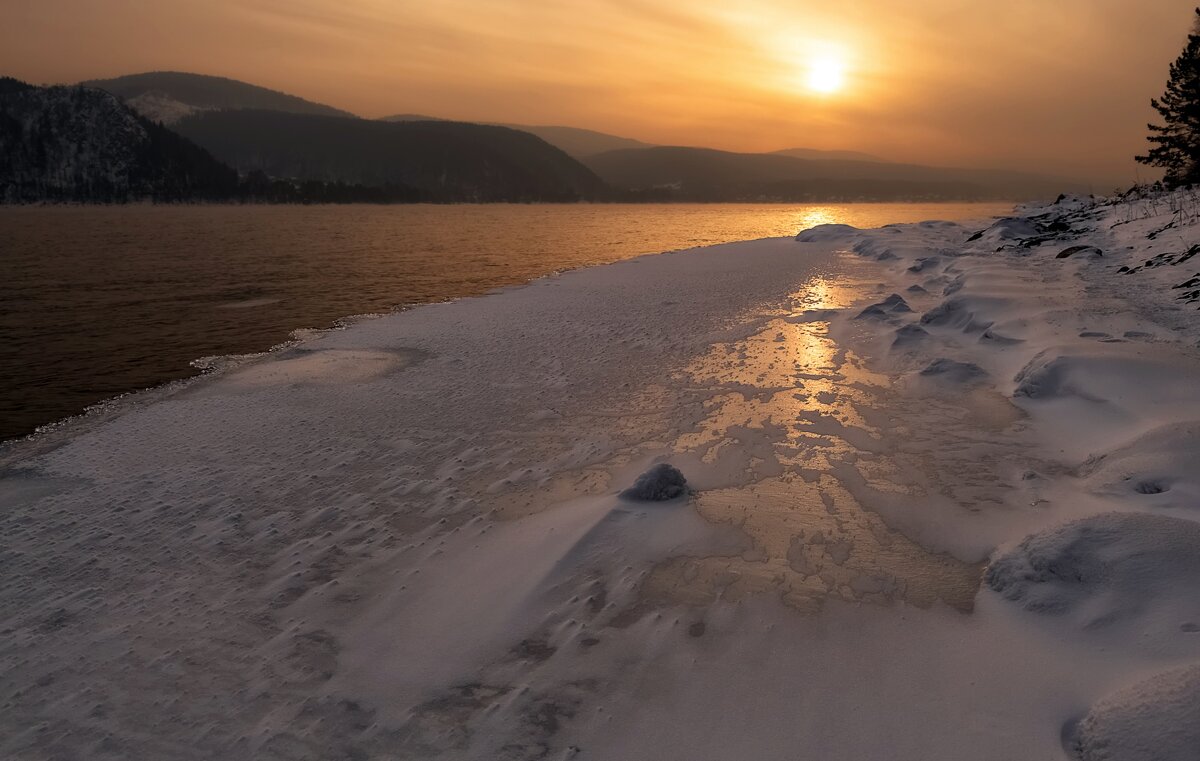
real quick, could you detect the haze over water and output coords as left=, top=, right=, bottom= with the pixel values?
left=0, top=202, right=1009, bottom=441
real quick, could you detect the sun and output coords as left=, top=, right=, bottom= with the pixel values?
left=806, top=56, right=846, bottom=94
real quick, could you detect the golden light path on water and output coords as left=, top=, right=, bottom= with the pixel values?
left=625, top=271, right=982, bottom=615
left=446, top=206, right=1024, bottom=621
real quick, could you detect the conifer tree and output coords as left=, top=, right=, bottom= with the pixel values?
left=1138, top=9, right=1200, bottom=186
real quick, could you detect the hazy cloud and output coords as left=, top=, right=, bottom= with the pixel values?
left=1, top=0, right=1193, bottom=183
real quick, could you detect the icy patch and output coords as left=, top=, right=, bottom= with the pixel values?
left=1074, top=665, right=1200, bottom=761
left=211, top=347, right=426, bottom=390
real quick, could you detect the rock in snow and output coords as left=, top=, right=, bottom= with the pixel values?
left=1056, top=245, right=1103, bottom=259
left=620, top=463, right=688, bottom=501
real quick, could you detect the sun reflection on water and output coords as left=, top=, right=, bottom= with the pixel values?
left=645, top=272, right=982, bottom=614
left=792, top=207, right=842, bottom=236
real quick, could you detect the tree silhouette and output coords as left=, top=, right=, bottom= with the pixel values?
left=1138, top=8, right=1200, bottom=186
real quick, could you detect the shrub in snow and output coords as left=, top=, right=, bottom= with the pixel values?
left=620, top=463, right=688, bottom=501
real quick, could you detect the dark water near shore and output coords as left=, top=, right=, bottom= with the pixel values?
left=0, top=202, right=1011, bottom=441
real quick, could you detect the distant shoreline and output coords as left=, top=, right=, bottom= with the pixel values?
left=0, top=196, right=1034, bottom=208
left=0, top=201, right=1013, bottom=444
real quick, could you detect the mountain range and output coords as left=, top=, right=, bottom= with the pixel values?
left=3, top=70, right=1087, bottom=203
left=173, top=109, right=602, bottom=201
left=0, top=77, right=238, bottom=202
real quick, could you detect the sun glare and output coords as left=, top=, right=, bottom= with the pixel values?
left=806, top=56, right=846, bottom=94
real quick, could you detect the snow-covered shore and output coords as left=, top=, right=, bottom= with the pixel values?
left=3, top=189, right=1200, bottom=760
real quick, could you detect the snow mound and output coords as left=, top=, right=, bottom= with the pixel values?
left=796, top=224, right=860, bottom=242
left=907, top=256, right=942, bottom=273
left=920, top=297, right=992, bottom=332
left=1081, top=422, right=1200, bottom=506
left=918, top=359, right=988, bottom=386
left=1074, top=664, right=1200, bottom=761
left=620, top=463, right=688, bottom=501
left=979, top=327, right=1024, bottom=346
left=1010, top=349, right=1193, bottom=408
left=856, top=294, right=912, bottom=319
left=851, top=237, right=896, bottom=260
left=1012, top=353, right=1076, bottom=399
left=970, top=217, right=1041, bottom=245
left=891, top=324, right=930, bottom=349
left=985, top=512, right=1200, bottom=627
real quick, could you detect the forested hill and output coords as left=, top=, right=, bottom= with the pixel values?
left=82, top=71, right=356, bottom=124
left=173, top=110, right=606, bottom=202
left=0, top=78, right=238, bottom=203
left=583, top=146, right=1081, bottom=202
left=0, top=77, right=602, bottom=203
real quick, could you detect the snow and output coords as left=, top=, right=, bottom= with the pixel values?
left=794, top=223, right=860, bottom=241
left=5, top=188, right=1200, bottom=759
left=124, top=91, right=207, bottom=124
left=986, top=512, right=1200, bottom=636
left=1074, top=664, right=1200, bottom=761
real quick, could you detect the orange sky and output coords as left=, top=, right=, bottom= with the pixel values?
left=2, top=0, right=1194, bottom=184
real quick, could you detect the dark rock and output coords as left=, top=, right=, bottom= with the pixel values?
left=620, top=463, right=688, bottom=502
left=856, top=293, right=912, bottom=319
left=1056, top=245, right=1103, bottom=259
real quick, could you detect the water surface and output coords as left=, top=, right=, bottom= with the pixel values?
left=0, top=202, right=1011, bottom=440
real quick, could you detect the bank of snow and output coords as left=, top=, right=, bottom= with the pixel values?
left=814, top=187, right=1200, bottom=761
left=3, top=189, right=1200, bottom=760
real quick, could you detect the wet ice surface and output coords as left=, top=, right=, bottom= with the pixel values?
left=5, top=192, right=1200, bottom=759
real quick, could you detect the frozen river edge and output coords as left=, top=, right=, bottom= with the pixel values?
left=4, top=190, right=1200, bottom=760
